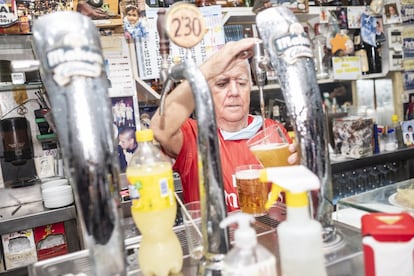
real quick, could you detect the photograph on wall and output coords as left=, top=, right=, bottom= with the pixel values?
left=383, top=0, right=402, bottom=25
left=401, top=120, right=414, bottom=146
left=120, top=0, right=148, bottom=41
left=401, top=3, right=414, bottom=23
left=404, top=70, right=414, bottom=91
left=335, top=7, right=348, bottom=30
left=347, top=6, right=365, bottom=29
left=404, top=93, right=414, bottom=120
left=111, top=96, right=137, bottom=172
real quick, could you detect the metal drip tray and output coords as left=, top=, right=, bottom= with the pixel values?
left=29, top=210, right=280, bottom=276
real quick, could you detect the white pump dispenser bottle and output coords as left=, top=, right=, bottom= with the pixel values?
left=219, top=212, right=277, bottom=276
left=260, top=165, right=327, bottom=276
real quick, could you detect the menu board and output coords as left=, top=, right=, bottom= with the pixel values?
left=135, top=5, right=225, bottom=80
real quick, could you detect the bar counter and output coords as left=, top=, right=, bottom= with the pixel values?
left=0, top=178, right=370, bottom=275
left=27, top=202, right=364, bottom=276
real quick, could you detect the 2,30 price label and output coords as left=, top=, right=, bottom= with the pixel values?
left=165, top=3, right=206, bottom=49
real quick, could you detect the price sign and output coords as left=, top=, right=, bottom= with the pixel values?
left=165, top=3, right=206, bottom=49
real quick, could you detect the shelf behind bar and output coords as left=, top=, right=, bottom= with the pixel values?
left=331, top=147, right=414, bottom=174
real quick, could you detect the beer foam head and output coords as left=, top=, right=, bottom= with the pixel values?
left=250, top=142, right=288, bottom=151
left=236, top=169, right=260, bottom=179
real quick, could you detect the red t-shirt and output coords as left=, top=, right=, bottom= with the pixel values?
left=173, top=115, right=290, bottom=212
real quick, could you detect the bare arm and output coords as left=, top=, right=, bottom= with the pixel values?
left=151, top=38, right=259, bottom=158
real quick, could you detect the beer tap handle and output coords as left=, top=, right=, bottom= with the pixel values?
left=252, top=40, right=268, bottom=120
left=252, top=40, right=267, bottom=88
left=157, top=8, right=170, bottom=85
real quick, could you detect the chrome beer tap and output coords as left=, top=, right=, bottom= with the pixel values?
left=156, top=5, right=230, bottom=274
left=32, top=11, right=126, bottom=275
left=251, top=40, right=269, bottom=121
left=256, top=7, right=336, bottom=242
left=157, top=9, right=174, bottom=115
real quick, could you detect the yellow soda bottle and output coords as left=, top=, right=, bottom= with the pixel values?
left=126, top=129, right=183, bottom=276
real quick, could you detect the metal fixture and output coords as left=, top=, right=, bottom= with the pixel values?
left=156, top=8, right=230, bottom=275
left=32, top=11, right=126, bottom=275
left=256, top=7, right=337, bottom=243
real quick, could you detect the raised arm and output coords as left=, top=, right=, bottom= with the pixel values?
left=150, top=38, right=258, bottom=158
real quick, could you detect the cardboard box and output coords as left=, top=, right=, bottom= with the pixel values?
left=33, top=222, right=68, bottom=261
left=2, top=229, right=37, bottom=270
left=332, top=116, right=373, bottom=158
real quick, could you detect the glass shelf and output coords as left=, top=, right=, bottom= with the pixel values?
left=0, top=82, right=42, bottom=92
left=337, top=179, right=414, bottom=215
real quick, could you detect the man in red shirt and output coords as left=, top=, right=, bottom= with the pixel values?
left=151, top=38, right=297, bottom=212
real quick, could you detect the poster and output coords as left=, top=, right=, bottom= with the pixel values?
left=347, top=6, right=365, bottom=29
left=111, top=96, right=137, bottom=172
left=101, top=35, right=140, bottom=172
left=402, top=26, right=414, bottom=92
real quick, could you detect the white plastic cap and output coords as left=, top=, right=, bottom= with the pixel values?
left=220, top=212, right=257, bottom=249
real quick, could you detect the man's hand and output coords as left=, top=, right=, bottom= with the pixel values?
left=200, top=38, right=259, bottom=81
left=288, top=143, right=299, bottom=165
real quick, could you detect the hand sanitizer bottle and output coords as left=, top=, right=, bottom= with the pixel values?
left=260, top=165, right=327, bottom=276
left=219, top=212, right=277, bottom=276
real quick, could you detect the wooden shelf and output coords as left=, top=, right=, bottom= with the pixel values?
left=93, top=17, right=123, bottom=28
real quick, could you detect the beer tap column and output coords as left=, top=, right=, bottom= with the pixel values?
left=251, top=40, right=269, bottom=121
left=32, top=11, right=126, bottom=275
left=157, top=9, right=174, bottom=116
left=256, top=7, right=335, bottom=242
left=157, top=3, right=230, bottom=274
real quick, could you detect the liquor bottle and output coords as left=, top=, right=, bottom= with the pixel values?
left=353, top=29, right=369, bottom=75
left=365, top=35, right=382, bottom=74
left=313, top=23, right=329, bottom=79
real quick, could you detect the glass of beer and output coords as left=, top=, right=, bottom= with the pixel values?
left=235, top=164, right=269, bottom=216
left=247, top=125, right=290, bottom=168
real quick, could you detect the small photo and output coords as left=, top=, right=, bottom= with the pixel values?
left=111, top=96, right=137, bottom=172
left=335, top=8, right=348, bottom=30
left=383, top=2, right=402, bottom=25
left=404, top=71, right=414, bottom=92
left=111, top=96, right=136, bottom=129
left=401, top=120, right=414, bottom=146
left=403, top=93, right=414, bottom=120
left=121, top=0, right=148, bottom=40
left=347, top=6, right=365, bottom=29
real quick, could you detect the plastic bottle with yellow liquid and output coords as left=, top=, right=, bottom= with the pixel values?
left=260, top=165, right=327, bottom=276
left=126, top=129, right=183, bottom=276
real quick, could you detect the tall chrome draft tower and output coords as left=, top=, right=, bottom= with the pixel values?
left=32, top=11, right=126, bottom=276
left=256, top=7, right=337, bottom=243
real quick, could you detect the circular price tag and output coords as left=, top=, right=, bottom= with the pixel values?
left=165, top=3, right=206, bottom=49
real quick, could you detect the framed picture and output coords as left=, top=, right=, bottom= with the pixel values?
left=120, top=0, right=148, bottom=41
left=403, top=93, right=414, bottom=120
left=401, top=120, right=414, bottom=147
left=111, top=96, right=138, bottom=172
left=383, top=1, right=402, bottom=25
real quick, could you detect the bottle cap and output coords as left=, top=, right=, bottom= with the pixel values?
left=136, top=129, right=154, bottom=142
left=220, top=212, right=256, bottom=249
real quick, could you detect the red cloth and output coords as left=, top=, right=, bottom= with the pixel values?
left=173, top=115, right=290, bottom=212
